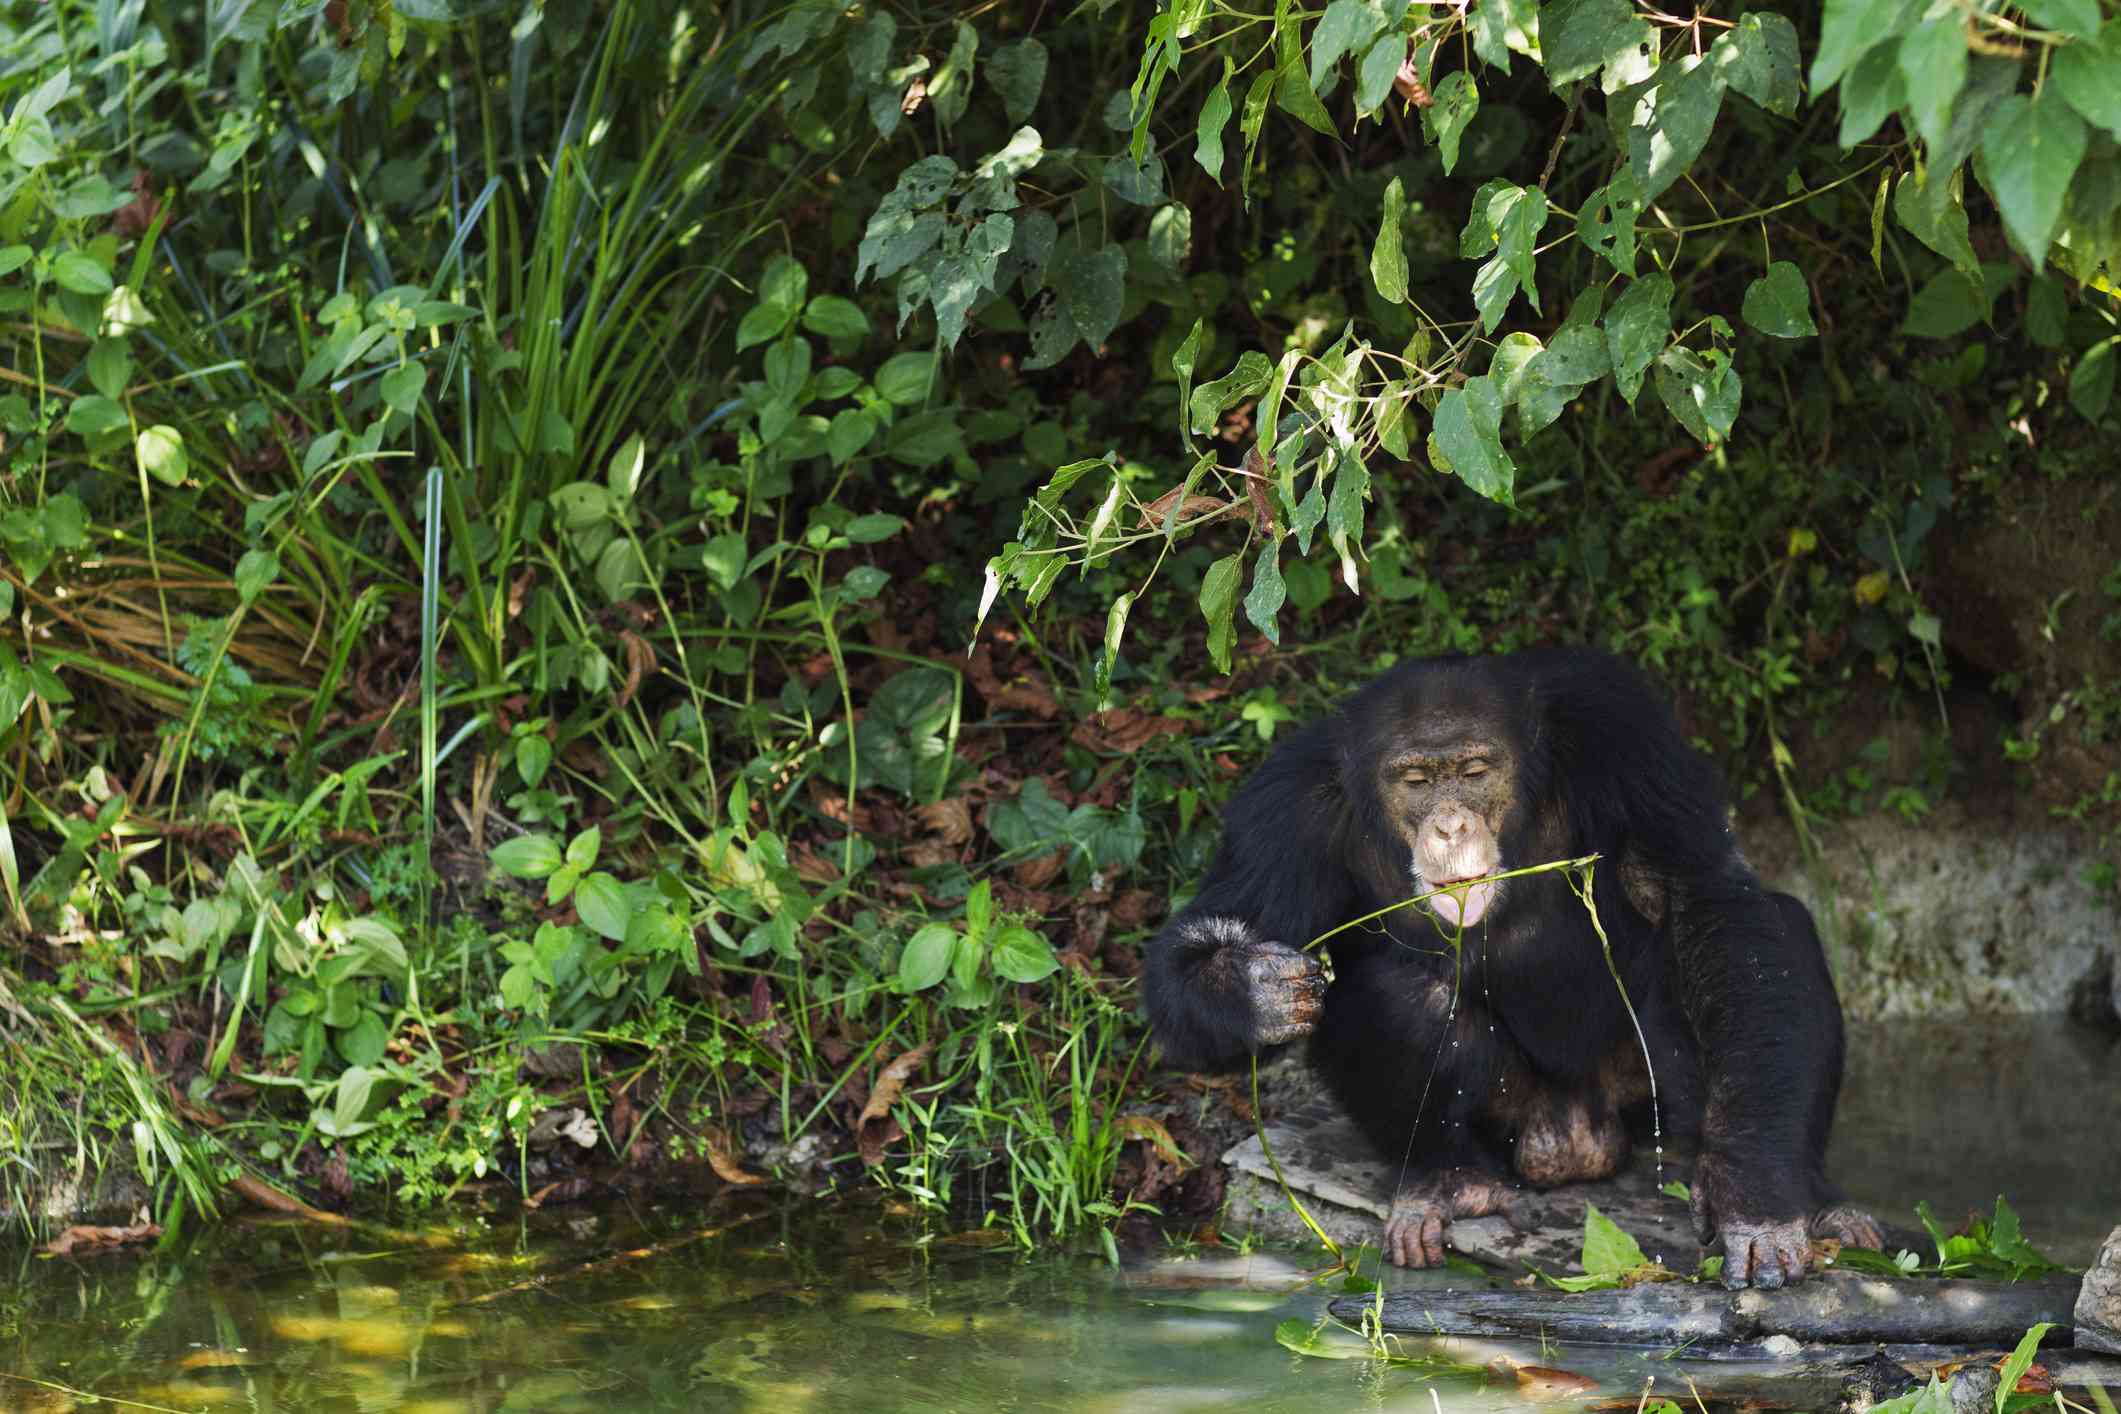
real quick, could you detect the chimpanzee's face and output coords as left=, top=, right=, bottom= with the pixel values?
left=1375, top=718, right=1518, bottom=929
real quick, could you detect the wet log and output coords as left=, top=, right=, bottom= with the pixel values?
left=1329, top=1272, right=2081, bottom=1350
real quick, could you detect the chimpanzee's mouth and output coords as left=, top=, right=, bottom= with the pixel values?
left=1417, top=873, right=1498, bottom=929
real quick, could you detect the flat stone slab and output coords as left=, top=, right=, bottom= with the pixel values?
left=1221, top=1102, right=1702, bottom=1274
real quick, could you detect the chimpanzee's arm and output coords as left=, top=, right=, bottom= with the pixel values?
left=1668, top=866, right=1847, bottom=1288
left=1142, top=720, right=1365, bottom=1071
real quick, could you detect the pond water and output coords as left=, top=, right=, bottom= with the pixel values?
left=0, top=1017, right=2113, bottom=1413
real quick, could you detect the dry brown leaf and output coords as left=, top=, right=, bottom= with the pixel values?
left=857, top=1043, right=933, bottom=1166
left=1134, top=486, right=1231, bottom=532
left=614, top=629, right=656, bottom=710
left=966, top=644, right=1060, bottom=719
left=1070, top=709, right=1190, bottom=755
left=44, top=1222, right=160, bottom=1255
left=915, top=797, right=974, bottom=845
left=1116, top=1114, right=1188, bottom=1168
left=789, top=842, right=840, bottom=884
left=705, top=1128, right=766, bottom=1187
left=1013, top=849, right=1066, bottom=889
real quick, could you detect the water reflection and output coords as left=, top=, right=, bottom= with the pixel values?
left=0, top=1016, right=2111, bottom=1412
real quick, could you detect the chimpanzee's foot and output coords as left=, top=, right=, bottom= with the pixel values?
left=1383, top=1170, right=1525, bottom=1268
left=1813, top=1204, right=1884, bottom=1249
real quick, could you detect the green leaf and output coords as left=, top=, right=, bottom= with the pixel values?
left=1894, top=167, right=1981, bottom=280
left=234, top=549, right=279, bottom=605
left=1603, top=272, right=1673, bottom=404
left=1096, top=591, right=1133, bottom=708
left=886, top=410, right=965, bottom=467
left=1810, top=0, right=1916, bottom=93
left=1542, top=0, right=1651, bottom=87
left=0, top=246, right=30, bottom=277
left=1896, top=20, right=1966, bottom=150
left=1356, top=31, right=1408, bottom=116
left=1275, top=50, right=1337, bottom=136
left=1243, top=539, right=1286, bottom=645
left=828, top=409, right=877, bottom=465
left=1056, top=243, right=1127, bottom=350
left=988, top=37, right=1048, bottom=122
left=2054, top=32, right=2121, bottom=138
left=1188, top=350, right=1274, bottom=436
left=899, top=923, right=957, bottom=991
left=700, top=533, right=748, bottom=591
left=1470, top=0, right=1541, bottom=72
left=1422, top=71, right=1479, bottom=173
left=1577, top=168, right=1644, bottom=276
left=1149, top=203, right=1193, bottom=275
left=574, top=872, right=632, bottom=942
left=380, top=362, right=426, bottom=416
left=1741, top=261, right=1817, bottom=338
left=1836, top=42, right=1905, bottom=148
left=735, top=301, right=792, bottom=352
left=86, top=338, right=132, bottom=400
left=1654, top=346, right=1742, bottom=445
left=1310, top=0, right=1386, bottom=95
left=801, top=296, right=871, bottom=339
left=1581, top=1202, right=1649, bottom=1275
left=1710, top=11, right=1801, bottom=117
left=1195, top=57, right=1235, bottom=181
left=2070, top=340, right=2116, bottom=420
left=1996, top=1325, right=2057, bottom=1413
left=1980, top=90, right=2088, bottom=261
left=991, top=924, right=1060, bottom=983
left=1627, top=56, right=1728, bottom=202
left=51, top=250, right=114, bottom=296
left=1372, top=176, right=1409, bottom=304
left=1430, top=377, right=1515, bottom=501
left=135, top=424, right=189, bottom=484
left=1463, top=183, right=1548, bottom=331
left=492, top=834, right=564, bottom=878
left=2015, top=0, right=2100, bottom=36
left=2025, top=275, right=2067, bottom=348
left=1200, top=553, right=1242, bottom=673
left=875, top=351, right=937, bottom=406
left=846, top=513, right=905, bottom=544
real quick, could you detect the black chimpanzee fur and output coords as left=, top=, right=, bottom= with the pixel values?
left=1144, top=647, right=1873, bottom=1287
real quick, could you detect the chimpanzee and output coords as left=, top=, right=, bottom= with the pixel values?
left=1144, top=648, right=1881, bottom=1288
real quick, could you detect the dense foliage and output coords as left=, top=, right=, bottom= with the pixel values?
left=0, top=0, right=2114, bottom=1243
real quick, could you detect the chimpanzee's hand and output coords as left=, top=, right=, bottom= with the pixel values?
left=1238, top=940, right=1327, bottom=1047
left=1689, top=1152, right=1810, bottom=1290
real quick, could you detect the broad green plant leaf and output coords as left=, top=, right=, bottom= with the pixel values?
left=1980, top=90, right=2088, bottom=261
left=135, top=425, right=189, bottom=484
left=1654, top=347, right=1742, bottom=445
left=1422, top=71, right=1479, bottom=173
left=1372, top=176, right=1409, bottom=304
left=1541, top=0, right=1651, bottom=87
left=1810, top=0, right=1916, bottom=93
left=574, top=872, right=632, bottom=942
left=2053, top=31, right=2121, bottom=138
left=1710, top=11, right=1801, bottom=117
left=1429, top=376, right=1515, bottom=502
left=1199, top=552, right=1242, bottom=673
left=988, top=37, right=1048, bottom=122
left=899, top=923, right=956, bottom=991
left=991, top=925, right=1059, bottom=983
left=1741, top=261, right=1818, bottom=337
left=1896, top=19, right=1966, bottom=150
left=1603, top=272, right=1674, bottom=404
left=1625, top=55, right=1727, bottom=202
left=492, top=834, right=564, bottom=878
left=1582, top=1202, right=1649, bottom=1274
left=1195, top=57, right=1235, bottom=180
left=1244, top=538, right=1287, bottom=644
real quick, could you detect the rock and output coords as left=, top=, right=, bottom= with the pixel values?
left=2078, top=1225, right=2121, bottom=1355
left=1747, top=803, right=2116, bottom=1019
left=1220, top=1101, right=1703, bottom=1273
left=2066, top=952, right=2120, bottom=1031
